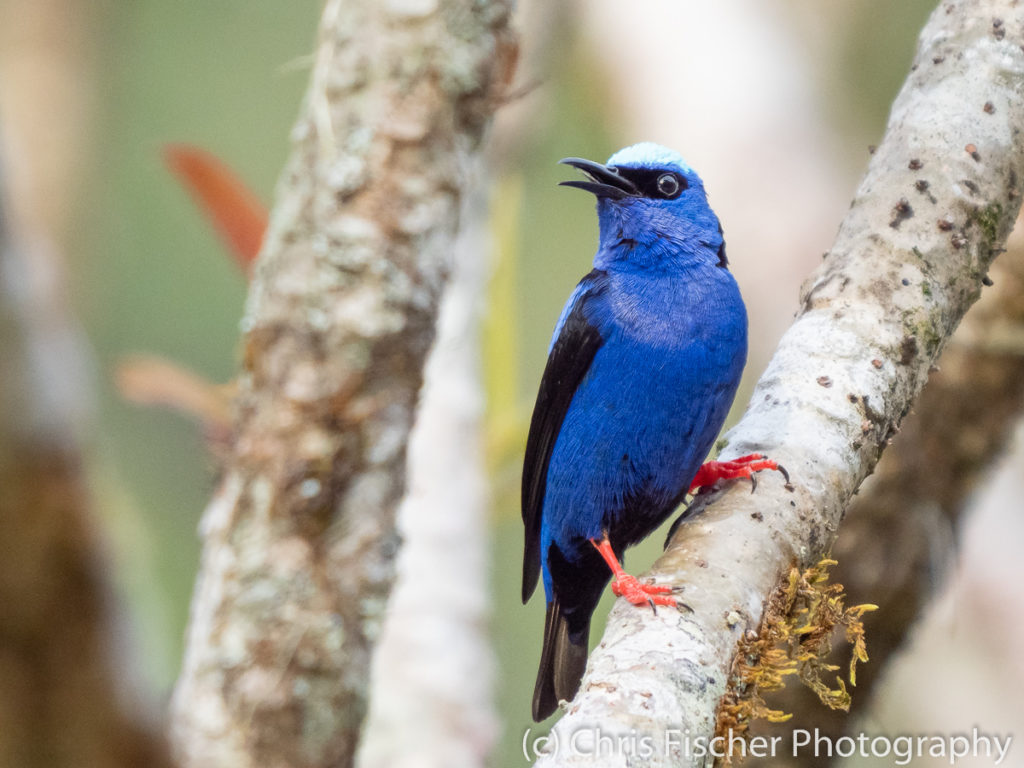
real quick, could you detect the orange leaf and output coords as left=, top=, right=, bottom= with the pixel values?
left=116, top=354, right=234, bottom=446
left=163, top=144, right=268, bottom=274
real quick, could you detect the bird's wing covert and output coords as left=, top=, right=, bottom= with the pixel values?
left=521, top=270, right=607, bottom=603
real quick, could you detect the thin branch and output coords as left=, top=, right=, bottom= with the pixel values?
left=535, top=3, right=1024, bottom=765
left=169, top=2, right=515, bottom=767
left=356, top=178, right=497, bottom=768
left=0, top=144, right=172, bottom=768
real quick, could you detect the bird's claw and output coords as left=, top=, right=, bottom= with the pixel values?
left=689, top=453, right=790, bottom=495
left=611, top=573, right=677, bottom=608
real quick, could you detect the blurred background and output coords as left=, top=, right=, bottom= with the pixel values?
left=1, top=1, right=1021, bottom=766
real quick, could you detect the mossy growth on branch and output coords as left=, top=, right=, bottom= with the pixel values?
left=713, top=557, right=877, bottom=765
left=971, top=200, right=1004, bottom=251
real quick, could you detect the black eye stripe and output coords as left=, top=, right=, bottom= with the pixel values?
left=610, top=167, right=688, bottom=199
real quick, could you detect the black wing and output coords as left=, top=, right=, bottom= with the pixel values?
left=521, top=270, right=607, bottom=603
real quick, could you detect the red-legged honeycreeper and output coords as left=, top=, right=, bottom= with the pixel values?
left=521, top=143, right=783, bottom=721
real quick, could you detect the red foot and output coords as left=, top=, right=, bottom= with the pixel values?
left=590, top=536, right=676, bottom=609
left=610, top=572, right=676, bottom=607
left=688, top=453, right=789, bottom=495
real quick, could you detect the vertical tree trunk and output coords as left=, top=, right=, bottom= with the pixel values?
left=356, top=183, right=497, bottom=768
left=169, top=2, right=515, bottom=767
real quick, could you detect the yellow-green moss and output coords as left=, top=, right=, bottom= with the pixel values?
left=713, top=558, right=877, bottom=766
left=972, top=201, right=1003, bottom=250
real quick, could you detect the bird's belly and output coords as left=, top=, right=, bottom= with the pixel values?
left=541, top=336, right=741, bottom=555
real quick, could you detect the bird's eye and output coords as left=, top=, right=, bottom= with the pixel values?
left=656, top=173, right=683, bottom=198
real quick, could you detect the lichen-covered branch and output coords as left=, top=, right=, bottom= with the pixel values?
left=749, top=226, right=1024, bottom=767
left=356, top=185, right=496, bottom=768
left=169, top=2, right=515, bottom=767
left=535, top=3, right=1024, bottom=765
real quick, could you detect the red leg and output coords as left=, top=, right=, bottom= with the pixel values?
left=589, top=535, right=676, bottom=608
left=688, top=452, right=789, bottom=495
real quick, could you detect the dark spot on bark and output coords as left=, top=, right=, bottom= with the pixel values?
left=937, top=217, right=954, bottom=231
left=914, top=179, right=937, bottom=203
left=889, top=198, right=913, bottom=229
left=900, top=335, right=918, bottom=364
left=901, top=278, right=910, bottom=286
left=751, top=511, right=763, bottom=521
left=983, top=275, right=994, bottom=286
left=984, top=101, right=996, bottom=114
left=908, top=158, right=923, bottom=170
left=961, top=179, right=979, bottom=195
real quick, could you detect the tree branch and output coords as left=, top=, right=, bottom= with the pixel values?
left=751, top=228, right=1024, bottom=766
left=356, top=181, right=497, bottom=768
left=0, top=144, right=172, bottom=768
left=535, top=3, right=1024, bottom=765
left=169, top=1, right=515, bottom=766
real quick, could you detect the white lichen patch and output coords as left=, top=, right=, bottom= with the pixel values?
left=333, top=283, right=406, bottom=337
left=385, top=0, right=437, bottom=19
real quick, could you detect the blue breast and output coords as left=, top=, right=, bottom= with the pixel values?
left=539, top=264, right=747, bottom=598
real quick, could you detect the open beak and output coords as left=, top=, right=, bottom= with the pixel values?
left=559, top=157, right=639, bottom=199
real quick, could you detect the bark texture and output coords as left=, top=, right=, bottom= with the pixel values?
left=534, top=3, right=1024, bottom=765
left=0, top=157, right=171, bottom=768
left=356, top=182, right=496, bottom=768
left=749, top=224, right=1024, bottom=766
left=169, top=1, right=515, bottom=767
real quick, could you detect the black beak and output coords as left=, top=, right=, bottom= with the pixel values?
left=559, top=157, right=639, bottom=199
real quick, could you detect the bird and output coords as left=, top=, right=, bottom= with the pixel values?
left=521, top=142, right=784, bottom=721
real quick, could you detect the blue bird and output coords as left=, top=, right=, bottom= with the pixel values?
left=521, top=143, right=783, bottom=721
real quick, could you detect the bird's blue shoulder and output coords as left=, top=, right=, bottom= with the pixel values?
left=547, top=271, right=609, bottom=350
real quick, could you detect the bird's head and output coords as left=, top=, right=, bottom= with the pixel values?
left=560, top=142, right=726, bottom=270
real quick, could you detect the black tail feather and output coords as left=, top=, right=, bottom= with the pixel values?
left=532, top=598, right=589, bottom=721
